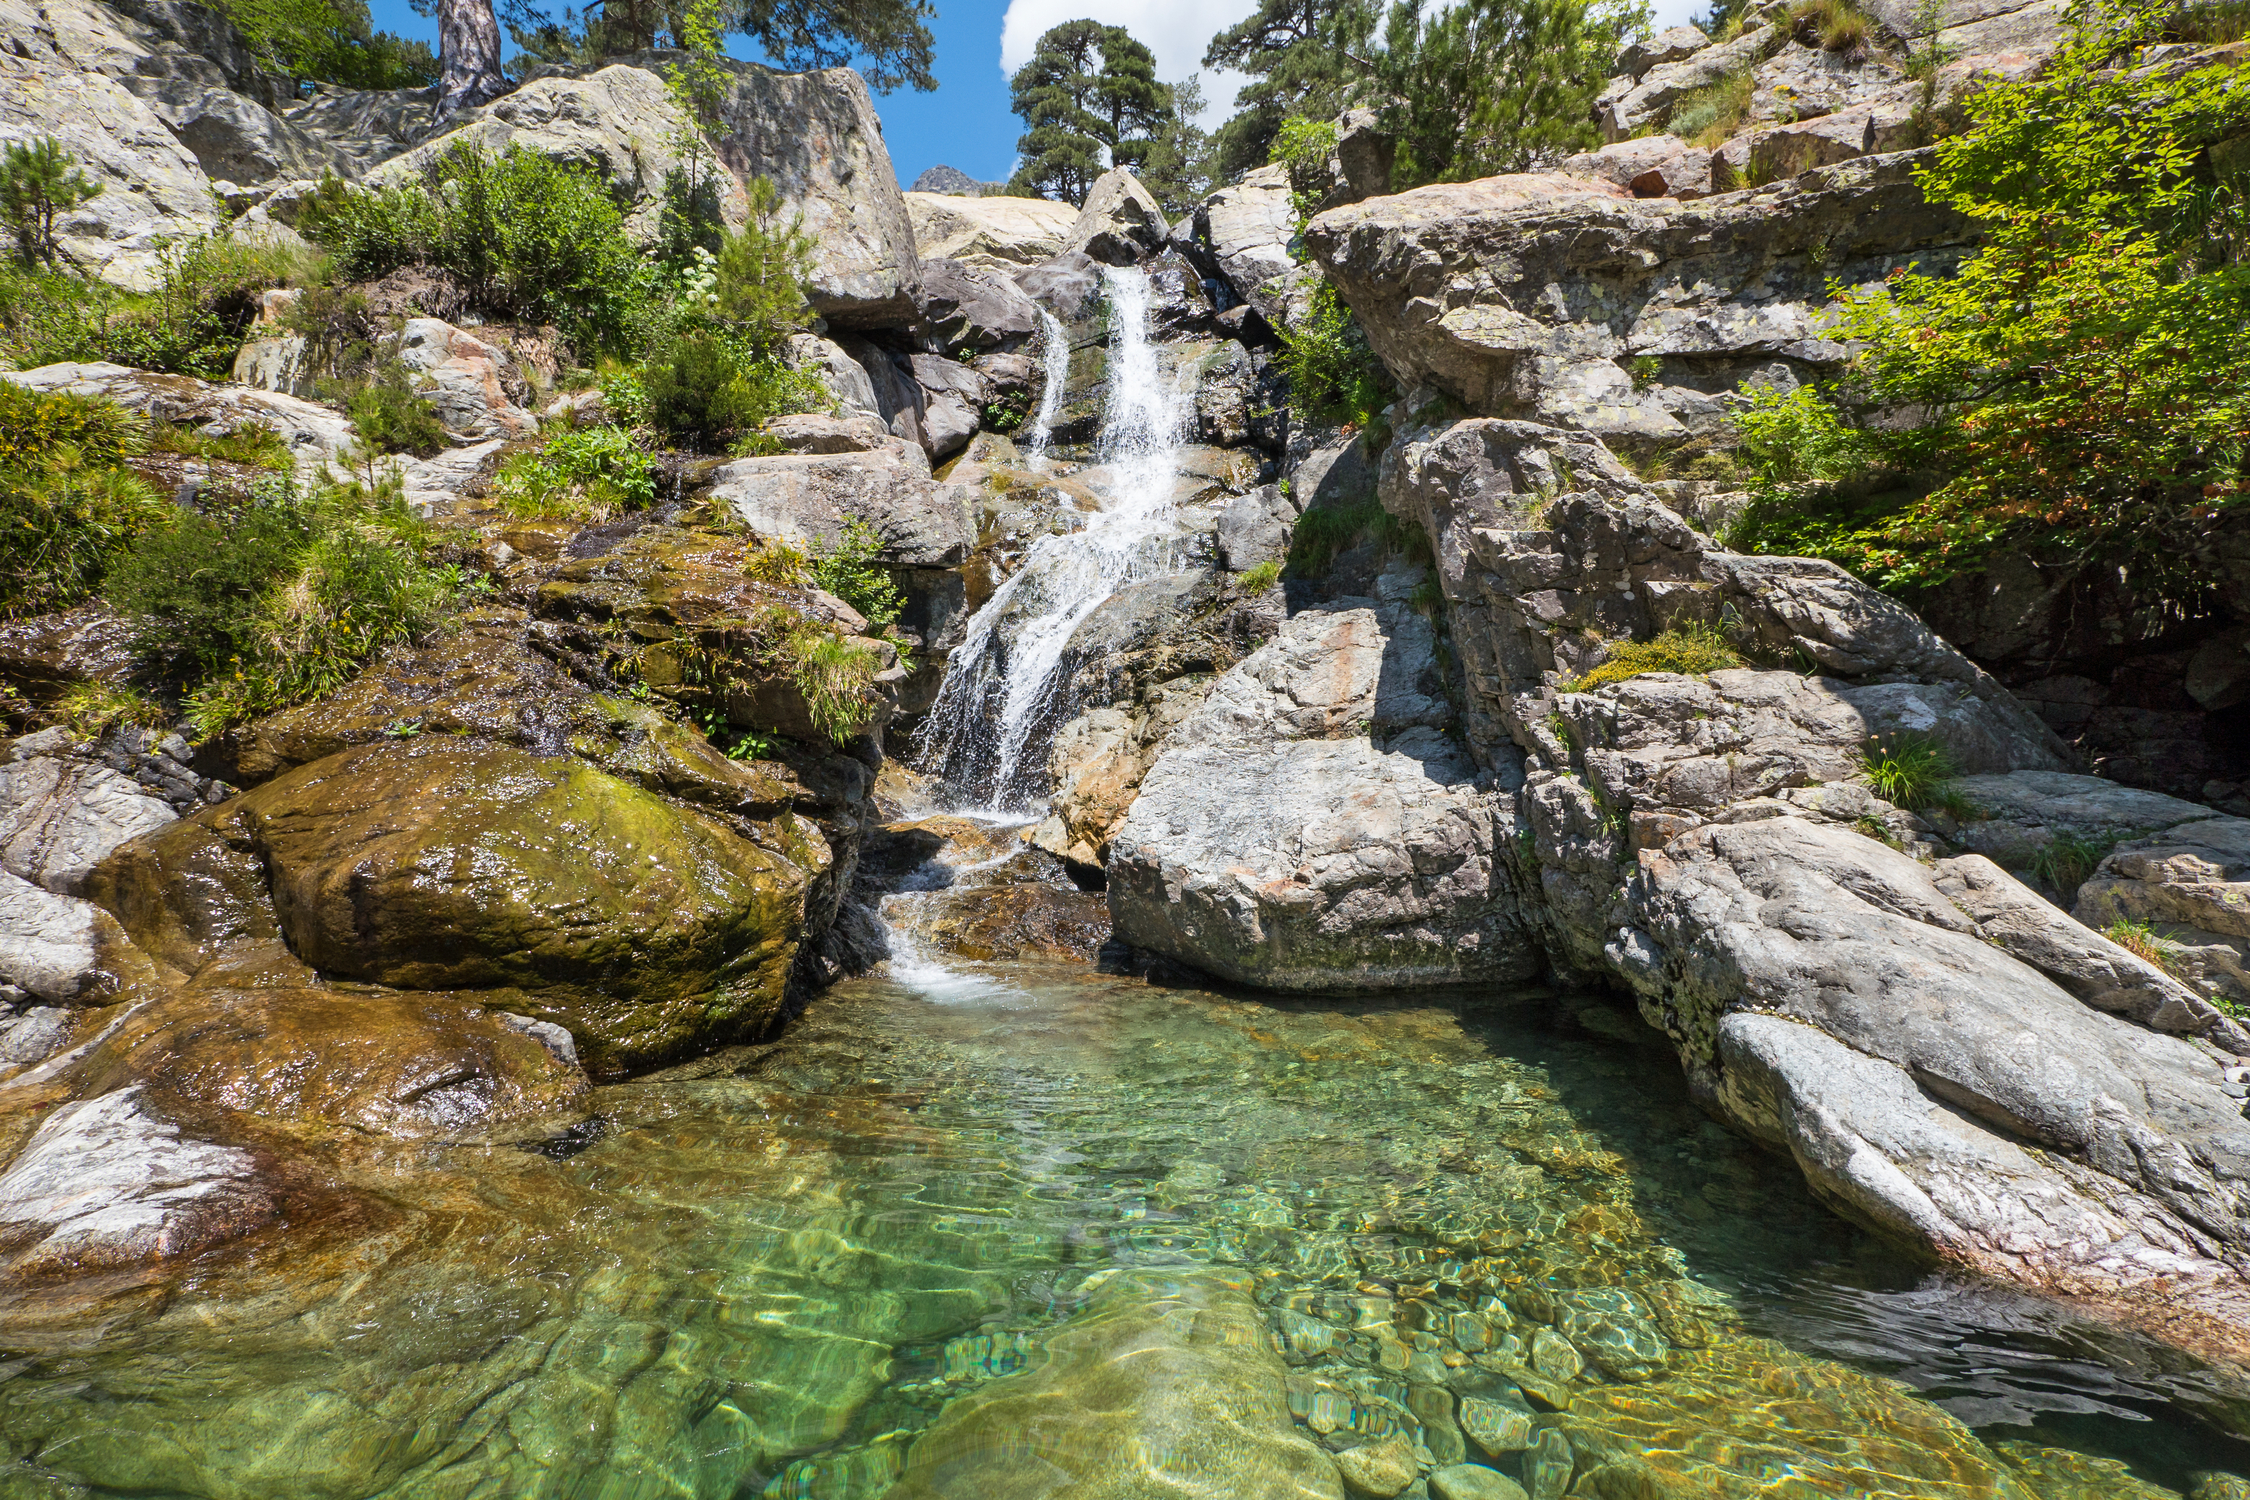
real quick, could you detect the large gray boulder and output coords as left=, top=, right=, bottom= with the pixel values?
left=1184, top=163, right=1303, bottom=327
left=1, top=755, right=177, bottom=896
left=905, top=190, right=1077, bottom=270
left=1305, top=157, right=1975, bottom=442
left=1062, top=167, right=1169, bottom=266
left=2076, top=818, right=2250, bottom=1009
left=127, top=75, right=334, bottom=185
left=707, top=450, right=975, bottom=568
left=917, top=258, right=1040, bottom=349
left=1109, top=600, right=1542, bottom=991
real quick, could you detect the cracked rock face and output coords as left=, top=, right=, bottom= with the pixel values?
left=1108, top=601, right=1542, bottom=992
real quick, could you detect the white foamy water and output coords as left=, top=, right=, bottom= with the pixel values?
left=1023, top=310, right=1069, bottom=470
left=915, top=267, right=1198, bottom=814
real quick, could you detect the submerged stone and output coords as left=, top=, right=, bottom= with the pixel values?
left=1458, top=1394, right=1536, bottom=1454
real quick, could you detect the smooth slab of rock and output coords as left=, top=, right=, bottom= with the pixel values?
left=887, top=1268, right=1343, bottom=1500
left=1110, top=602, right=1541, bottom=992
left=707, top=450, right=976, bottom=567
left=1947, top=769, right=2215, bottom=870
left=0, top=869, right=136, bottom=1004
left=919, top=257, right=1041, bottom=348
left=0, top=1087, right=270, bottom=1274
left=73, top=986, right=592, bottom=1140
left=120, top=741, right=807, bottom=1076
left=0, top=755, right=176, bottom=895
left=907, top=191, right=1077, bottom=269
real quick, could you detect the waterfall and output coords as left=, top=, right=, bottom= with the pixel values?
left=917, top=267, right=1196, bottom=815
left=1023, top=310, right=1069, bottom=470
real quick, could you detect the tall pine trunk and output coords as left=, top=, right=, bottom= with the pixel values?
left=439, top=0, right=508, bottom=116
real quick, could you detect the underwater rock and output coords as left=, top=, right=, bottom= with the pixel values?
left=1429, top=1466, right=1527, bottom=1500
left=1458, top=1393, right=1536, bottom=1454
left=103, top=740, right=808, bottom=1076
left=888, top=1267, right=1344, bottom=1500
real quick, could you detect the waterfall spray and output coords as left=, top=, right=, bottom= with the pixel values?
left=1024, top=310, right=1069, bottom=470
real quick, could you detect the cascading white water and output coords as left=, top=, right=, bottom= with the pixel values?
left=916, top=267, right=1196, bottom=814
left=1023, top=310, right=1070, bottom=470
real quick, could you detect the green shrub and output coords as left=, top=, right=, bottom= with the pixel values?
left=0, top=384, right=143, bottom=470
left=1, top=138, right=101, bottom=269
left=783, top=623, right=885, bottom=744
left=1858, top=731, right=1956, bottom=809
left=150, top=419, right=293, bottom=471
left=491, top=424, right=656, bottom=521
left=807, top=518, right=901, bottom=629
left=711, top=178, right=815, bottom=344
left=1728, top=5, right=2250, bottom=608
left=1269, top=116, right=1340, bottom=174
left=1278, top=281, right=1393, bottom=438
left=308, top=143, right=652, bottom=355
left=643, top=333, right=824, bottom=450
left=106, top=474, right=467, bottom=733
left=1563, top=625, right=1743, bottom=691
left=0, top=386, right=167, bottom=618
left=1789, top=0, right=1875, bottom=54
left=341, top=360, right=448, bottom=459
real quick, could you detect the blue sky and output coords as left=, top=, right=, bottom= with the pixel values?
left=365, top=0, right=1702, bottom=191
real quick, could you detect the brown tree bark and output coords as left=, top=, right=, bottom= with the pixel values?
left=438, top=0, right=508, bottom=116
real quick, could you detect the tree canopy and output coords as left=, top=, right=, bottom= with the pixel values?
left=1007, top=19, right=1175, bottom=204
left=492, top=0, right=936, bottom=91
left=1202, top=0, right=1352, bottom=181
left=1727, top=0, right=2250, bottom=618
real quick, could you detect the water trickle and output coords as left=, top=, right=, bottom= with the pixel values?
left=1023, top=310, right=1070, bottom=470
left=916, top=266, right=1201, bottom=814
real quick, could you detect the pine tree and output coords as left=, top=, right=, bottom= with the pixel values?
left=1007, top=19, right=1172, bottom=204
left=1202, top=0, right=1353, bottom=181
left=0, top=139, right=102, bottom=269
left=490, top=0, right=937, bottom=92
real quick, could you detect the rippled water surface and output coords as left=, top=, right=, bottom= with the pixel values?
left=5, top=959, right=2249, bottom=1498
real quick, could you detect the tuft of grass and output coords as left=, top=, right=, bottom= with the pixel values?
left=743, top=539, right=810, bottom=585
left=2106, top=916, right=2186, bottom=977
left=784, top=623, right=885, bottom=745
left=340, top=360, right=448, bottom=459
left=1858, top=731, right=1956, bottom=809
left=2028, top=830, right=2121, bottom=894
left=1668, top=69, right=1757, bottom=148
left=150, top=419, right=293, bottom=471
left=1563, top=624, right=1742, bottom=692
left=56, top=681, right=167, bottom=736
left=491, top=424, right=655, bottom=523
left=1237, top=558, right=1282, bottom=592
left=1790, top=0, right=1875, bottom=55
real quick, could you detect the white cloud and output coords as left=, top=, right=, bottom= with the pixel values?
left=998, top=0, right=1261, bottom=121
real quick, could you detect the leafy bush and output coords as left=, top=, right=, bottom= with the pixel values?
left=1269, top=116, right=1340, bottom=174
left=343, top=360, right=447, bottom=458
left=807, top=518, right=902, bottom=629
left=643, top=333, right=824, bottom=450
left=1564, top=625, right=1743, bottom=691
left=308, top=144, right=651, bottom=354
left=1278, top=281, right=1393, bottom=438
left=1, top=138, right=101, bottom=268
left=106, top=475, right=468, bottom=733
left=1728, top=2, right=2250, bottom=610
left=491, top=424, right=656, bottom=521
left=0, top=386, right=168, bottom=618
left=1858, top=731, right=1956, bottom=809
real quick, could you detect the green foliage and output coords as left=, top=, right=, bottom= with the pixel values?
left=711, top=178, right=815, bottom=342
left=1007, top=20, right=1174, bottom=204
left=0, top=138, right=101, bottom=269
left=492, top=424, right=656, bottom=521
left=1283, top=493, right=1384, bottom=576
left=0, top=229, right=323, bottom=378
left=1666, top=67, right=1756, bottom=146
left=107, top=474, right=468, bottom=733
left=1277, top=280, right=1394, bottom=434
left=0, top=386, right=168, bottom=619
left=1270, top=116, right=1340, bottom=174
left=2028, top=830, right=2121, bottom=894
left=1341, top=0, right=1649, bottom=188
left=2106, top=916, right=2188, bottom=977
left=151, top=418, right=293, bottom=471
left=1204, top=0, right=1355, bottom=179
left=1238, top=558, right=1284, bottom=592
left=499, top=0, right=935, bottom=91
left=56, top=681, right=168, bottom=736
left=1563, top=625, right=1741, bottom=691
left=0, top=383, right=143, bottom=472
left=306, top=143, right=651, bottom=354
left=1133, top=74, right=1219, bottom=214
left=1728, top=1, right=2250, bottom=612
left=1857, top=731, right=1956, bottom=809
left=643, top=333, right=825, bottom=449
left=783, top=623, right=886, bottom=744
left=211, top=0, right=436, bottom=87
left=1787, top=0, right=1874, bottom=55
left=808, top=518, right=902, bottom=629
left=344, top=360, right=448, bottom=459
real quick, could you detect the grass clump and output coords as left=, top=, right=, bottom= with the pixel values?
left=1667, top=69, right=1756, bottom=148
left=806, top=518, right=902, bottom=631
left=341, top=360, right=448, bottom=459
left=1563, top=625, right=1742, bottom=692
left=492, top=425, right=656, bottom=522
left=1237, top=558, right=1283, bottom=592
left=106, top=474, right=472, bottom=734
left=2105, top=916, right=2186, bottom=977
left=1857, top=730, right=1956, bottom=809
left=1789, top=0, right=1875, bottom=55
left=2028, top=830, right=2121, bottom=894
left=55, top=681, right=168, bottom=736
left=1277, top=281, right=1394, bottom=443
left=784, top=624, right=887, bottom=744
